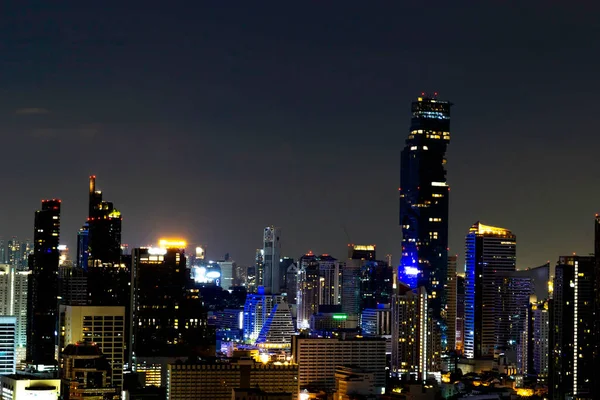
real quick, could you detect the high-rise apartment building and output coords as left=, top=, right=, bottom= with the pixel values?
left=399, top=94, right=452, bottom=322
left=60, top=305, right=126, bottom=390
left=296, top=253, right=341, bottom=329
left=0, top=264, right=30, bottom=367
left=446, top=255, right=457, bottom=352
left=391, top=284, right=438, bottom=381
left=262, top=227, right=281, bottom=294
left=0, top=316, right=17, bottom=374
left=531, top=300, right=550, bottom=377
left=26, top=199, right=61, bottom=366
left=130, top=246, right=209, bottom=364
left=549, top=256, right=595, bottom=399
left=495, top=274, right=532, bottom=358
left=464, top=222, right=516, bottom=359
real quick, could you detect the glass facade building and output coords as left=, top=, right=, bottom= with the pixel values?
left=399, top=95, right=452, bottom=326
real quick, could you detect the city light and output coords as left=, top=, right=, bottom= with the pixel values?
left=158, top=239, right=187, bottom=249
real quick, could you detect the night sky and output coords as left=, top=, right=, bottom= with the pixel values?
left=2, top=2, right=599, bottom=269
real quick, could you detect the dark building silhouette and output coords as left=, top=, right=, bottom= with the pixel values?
left=86, top=175, right=122, bottom=267
left=399, top=94, right=451, bottom=324
left=549, top=256, right=595, bottom=399
left=130, top=247, right=210, bottom=364
left=360, top=260, right=393, bottom=310
left=26, top=199, right=61, bottom=366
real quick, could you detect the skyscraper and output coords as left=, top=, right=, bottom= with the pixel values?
left=0, top=264, right=30, bottom=367
left=26, top=199, right=61, bottom=366
left=390, top=284, right=439, bottom=382
left=262, top=226, right=281, bottom=294
left=549, top=256, right=595, bottom=399
left=130, top=245, right=210, bottom=364
left=464, top=222, right=516, bottom=359
left=446, top=255, right=457, bottom=352
left=399, top=94, right=452, bottom=323
left=87, top=175, right=122, bottom=266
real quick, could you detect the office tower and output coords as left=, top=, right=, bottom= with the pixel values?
left=446, top=255, right=457, bottom=352
left=83, top=177, right=129, bottom=310
left=361, top=306, right=391, bottom=337
left=399, top=94, right=452, bottom=322
left=262, top=226, right=281, bottom=293
left=60, top=342, right=118, bottom=399
left=255, top=300, right=295, bottom=350
left=464, top=222, right=516, bottom=359
left=0, top=264, right=30, bottom=368
left=166, top=357, right=299, bottom=400
left=347, top=244, right=376, bottom=261
left=217, top=257, right=235, bottom=290
left=87, top=176, right=122, bottom=267
left=317, top=255, right=341, bottom=306
left=0, top=374, right=61, bottom=399
left=243, top=291, right=293, bottom=346
left=250, top=249, right=265, bottom=292
left=391, top=284, right=436, bottom=381
left=360, top=260, right=393, bottom=310
left=60, top=305, right=125, bottom=390
left=532, top=300, right=549, bottom=377
left=291, top=335, right=386, bottom=393
left=285, top=262, right=299, bottom=304
left=279, top=257, right=295, bottom=292
left=76, top=223, right=89, bottom=269
left=549, top=256, right=594, bottom=399
left=455, top=275, right=465, bottom=355
left=58, top=264, right=88, bottom=306
left=296, top=254, right=320, bottom=329
left=341, top=259, right=362, bottom=316
left=495, top=274, right=532, bottom=358
left=0, top=316, right=17, bottom=374
left=130, top=245, right=209, bottom=364
left=26, top=199, right=61, bottom=366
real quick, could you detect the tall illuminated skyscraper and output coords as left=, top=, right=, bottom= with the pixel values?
left=399, top=94, right=452, bottom=323
left=26, top=199, right=61, bottom=366
left=0, top=264, right=30, bottom=368
left=262, top=226, right=281, bottom=294
left=464, top=222, right=516, bottom=359
left=549, top=256, right=595, bottom=399
left=446, top=255, right=457, bottom=352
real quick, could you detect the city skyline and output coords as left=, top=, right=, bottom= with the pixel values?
left=1, top=2, right=599, bottom=268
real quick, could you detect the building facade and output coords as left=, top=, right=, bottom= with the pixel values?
left=291, top=335, right=386, bottom=393
left=60, top=305, right=126, bottom=390
left=0, top=264, right=29, bottom=367
left=399, top=94, right=452, bottom=324
left=464, top=222, right=516, bottom=359
left=262, top=227, right=281, bottom=294
left=26, top=199, right=61, bottom=366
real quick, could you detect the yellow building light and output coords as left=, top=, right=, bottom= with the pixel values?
left=158, top=239, right=187, bottom=249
